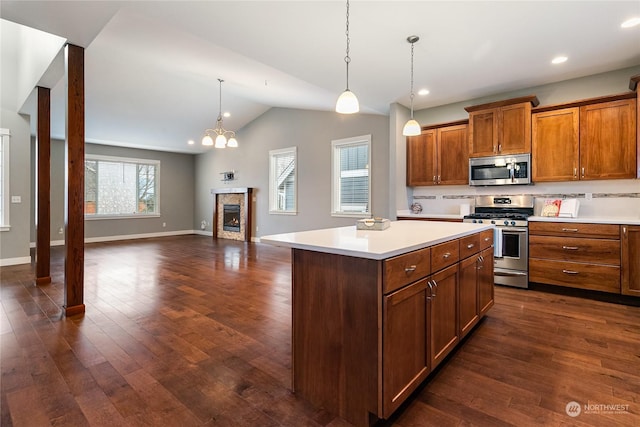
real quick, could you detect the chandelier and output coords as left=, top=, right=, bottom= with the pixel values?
left=202, top=78, right=238, bottom=148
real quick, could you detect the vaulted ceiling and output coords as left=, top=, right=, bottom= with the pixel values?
left=2, top=1, right=639, bottom=153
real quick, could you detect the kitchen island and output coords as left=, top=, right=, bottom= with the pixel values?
left=261, top=221, right=494, bottom=426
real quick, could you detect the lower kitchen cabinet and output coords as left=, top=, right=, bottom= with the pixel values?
left=429, top=264, right=459, bottom=368
left=478, top=247, right=495, bottom=316
left=622, top=225, right=640, bottom=297
left=382, top=278, right=430, bottom=418
left=459, top=255, right=480, bottom=338
left=529, top=222, right=622, bottom=294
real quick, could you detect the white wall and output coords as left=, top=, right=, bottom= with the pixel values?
left=194, top=107, right=389, bottom=238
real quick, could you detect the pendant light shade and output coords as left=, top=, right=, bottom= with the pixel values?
left=402, top=35, right=421, bottom=136
left=336, top=89, right=359, bottom=114
left=403, top=119, right=421, bottom=136
left=336, top=0, right=359, bottom=114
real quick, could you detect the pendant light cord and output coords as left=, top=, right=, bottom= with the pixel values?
left=217, top=78, right=224, bottom=122
left=344, top=0, right=351, bottom=90
left=409, top=41, right=415, bottom=118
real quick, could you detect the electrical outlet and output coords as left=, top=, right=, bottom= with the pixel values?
left=585, top=193, right=593, bottom=201
left=58, top=227, right=63, bottom=234
left=162, top=222, right=166, bottom=227
left=11, top=195, right=21, bottom=203
left=435, top=195, right=443, bottom=200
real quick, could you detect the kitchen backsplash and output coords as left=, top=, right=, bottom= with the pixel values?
left=408, top=179, right=640, bottom=218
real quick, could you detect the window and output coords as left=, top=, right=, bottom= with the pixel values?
left=269, top=147, right=297, bottom=214
left=85, top=155, right=159, bottom=218
left=0, top=129, right=10, bottom=231
left=331, top=135, right=371, bottom=217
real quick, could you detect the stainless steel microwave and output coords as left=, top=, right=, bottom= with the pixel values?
left=469, top=153, right=531, bottom=186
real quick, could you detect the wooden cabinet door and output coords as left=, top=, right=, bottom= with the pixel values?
left=499, top=102, right=532, bottom=154
left=580, top=99, right=637, bottom=180
left=458, top=255, right=479, bottom=339
left=468, top=109, right=498, bottom=157
left=429, top=264, right=459, bottom=368
left=532, top=107, right=579, bottom=182
left=478, top=248, right=494, bottom=316
left=437, top=124, right=469, bottom=185
left=622, top=225, right=640, bottom=297
left=406, top=130, right=437, bottom=186
left=382, top=279, right=430, bottom=418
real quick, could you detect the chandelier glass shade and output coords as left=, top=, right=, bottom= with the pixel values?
left=402, top=36, right=421, bottom=136
left=202, top=79, right=238, bottom=148
left=336, top=0, right=359, bottom=114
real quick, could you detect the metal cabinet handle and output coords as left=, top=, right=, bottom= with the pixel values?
left=623, top=226, right=627, bottom=237
left=467, top=243, right=475, bottom=249
left=581, top=167, right=585, bottom=178
left=484, top=237, right=491, bottom=242
left=498, top=143, right=502, bottom=152
left=562, top=269, right=579, bottom=275
left=573, top=167, right=577, bottom=178
left=442, top=252, right=451, bottom=259
left=562, top=246, right=579, bottom=250
left=437, top=175, right=441, bottom=183
left=562, top=228, right=578, bottom=232
left=404, top=265, right=417, bottom=273
left=427, top=280, right=436, bottom=298
left=432, top=279, right=438, bottom=293
left=433, top=175, right=437, bottom=183
left=477, top=255, right=484, bottom=270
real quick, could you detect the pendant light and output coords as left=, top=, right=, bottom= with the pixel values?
left=202, top=79, right=238, bottom=148
left=336, top=0, right=359, bottom=114
left=402, top=36, right=421, bottom=136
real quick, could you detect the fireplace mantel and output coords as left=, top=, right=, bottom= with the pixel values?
left=211, top=187, right=253, bottom=242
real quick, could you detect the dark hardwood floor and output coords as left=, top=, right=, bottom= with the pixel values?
left=1, top=235, right=639, bottom=426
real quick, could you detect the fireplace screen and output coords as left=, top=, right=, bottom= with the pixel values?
left=223, top=204, right=241, bottom=232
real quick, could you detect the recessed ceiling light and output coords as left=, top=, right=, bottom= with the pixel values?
left=418, top=89, right=430, bottom=96
left=551, top=56, right=568, bottom=64
left=188, top=140, right=195, bottom=145
left=621, top=17, right=640, bottom=28
left=223, top=112, right=231, bottom=118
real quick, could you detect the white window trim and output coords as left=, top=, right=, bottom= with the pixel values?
left=85, top=154, right=161, bottom=219
left=331, top=134, right=372, bottom=218
left=0, top=129, right=10, bottom=231
left=269, top=146, right=298, bottom=215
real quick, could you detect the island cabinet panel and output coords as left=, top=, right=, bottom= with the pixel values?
left=382, top=278, right=430, bottom=418
left=478, top=247, right=495, bottom=316
left=291, top=249, right=380, bottom=427
left=429, top=264, right=459, bottom=368
left=458, top=255, right=480, bottom=338
left=622, top=226, right=640, bottom=297
left=383, top=247, right=431, bottom=294
left=288, top=227, right=494, bottom=427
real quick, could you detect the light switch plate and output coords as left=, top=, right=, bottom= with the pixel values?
left=11, top=195, right=21, bottom=203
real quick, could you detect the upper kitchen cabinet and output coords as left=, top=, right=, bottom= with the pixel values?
left=532, top=93, right=637, bottom=182
left=465, top=96, right=539, bottom=157
left=580, top=97, right=636, bottom=180
left=532, top=107, right=580, bottom=182
left=406, top=120, right=468, bottom=186
left=630, top=74, right=640, bottom=178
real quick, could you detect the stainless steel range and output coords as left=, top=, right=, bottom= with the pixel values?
left=463, top=195, right=534, bottom=288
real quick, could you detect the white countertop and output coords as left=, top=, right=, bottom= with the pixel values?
left=529, top=216, right=640, bottom=225
left=260, top=220, right=493, bottom=260
left=396, top=210, right=464, bottom=220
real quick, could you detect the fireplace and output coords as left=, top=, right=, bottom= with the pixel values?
left=223, top=204, right=241, bottom=232
left=212, top=187, right=253, bottom=242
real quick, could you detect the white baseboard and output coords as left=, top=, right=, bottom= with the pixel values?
left=194, top=230, right=214, bottom=237
left=0, top=256, right=31, bottom=266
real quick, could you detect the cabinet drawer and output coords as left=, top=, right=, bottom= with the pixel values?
left=479, top=229, right=494, bottom=250
left=529, top=236, right=620, bottom=265
left=384, top=247, right=431, bottom=294
left=529, top=222, right=620, bottom=239
left=459, top=233, right=481, bottom=259
left=431, top=240, right=459, bottom=272
left=529, top=258, right=620, bottom=293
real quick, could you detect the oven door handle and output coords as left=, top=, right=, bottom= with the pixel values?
left=494, top=270, right=528, bottom=277
left=499, top=227, right=528, bottom=232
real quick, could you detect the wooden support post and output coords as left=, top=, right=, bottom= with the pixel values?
left=35, top=86, right=52, bottom=285
left=64, top=44, right=85, bottom=316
